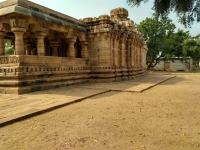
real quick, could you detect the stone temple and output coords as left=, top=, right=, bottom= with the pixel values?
left=0, top=0, right=148, bottom=94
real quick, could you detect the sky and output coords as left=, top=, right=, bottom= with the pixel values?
left=0, top=0, right=199, bottom=36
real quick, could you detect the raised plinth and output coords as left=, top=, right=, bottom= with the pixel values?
left=0, top=56, right=146, bottom=94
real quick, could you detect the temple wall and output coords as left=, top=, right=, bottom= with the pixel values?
left=0, top=55, right=145, bottom=94
left=0, top=55, right=91, bottom=94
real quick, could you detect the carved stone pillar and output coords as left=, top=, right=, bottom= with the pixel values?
left=50, top=41, right=60, bottom=57
left=26, top=44, right=34, bottom=55
left=0, top=23, right=7, bottom=55
left=29, top=24, right=48, bottom=56
left=80, top=41, right=89, bottom=58
left=10, top=39, right=15, bottom=55
left=0, top=32, right=5, bottom=55
left=12, top=28, right=26, bottom=55
left=36, top=32, right=46, bottom=56
left=10, top=18, right=27, bottom=55
left=67, top=38, right=76, bottom=57
left=114, top=35, right=120, bottom=67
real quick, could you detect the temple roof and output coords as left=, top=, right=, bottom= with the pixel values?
left=0, top=0, right=87, bottom=32
left=110, top=8, right=129, bottom=20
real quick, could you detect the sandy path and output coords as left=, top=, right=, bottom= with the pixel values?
left=0, top=73, right=200, bottom=150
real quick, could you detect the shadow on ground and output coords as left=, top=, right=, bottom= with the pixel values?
left=0, top=73, right=176, bottom=127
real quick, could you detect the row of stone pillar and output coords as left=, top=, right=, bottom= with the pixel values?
left=0, top=19, right=47, bottom=56
left=0, top=19, right=89, bottom=58
left=26, top=37, right=89, bottom=58
left=66, top=39, right=89, bottom=58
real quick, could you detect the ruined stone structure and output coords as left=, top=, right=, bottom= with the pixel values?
left=0, top=0, right=148, bottom=94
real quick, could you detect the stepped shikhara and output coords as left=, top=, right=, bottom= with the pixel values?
left=0, top=0, right=148, bottom=94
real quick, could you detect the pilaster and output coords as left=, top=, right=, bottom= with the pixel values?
left=120, top=36, right=127, bottom=67
left=111, top=34, right=115, bottom=66
left=88, top=34, right=96, bottom=66
left=138, top=44, right=142, bottom=67
left=98, top=32, right=112, bottom=66
left=130, top=39, right=134, bottom=67
left=113, top=34, right=120, bottom=67
left=134, top=40, right=138, bottom=68
left=126, top=39, right=131, bottom=67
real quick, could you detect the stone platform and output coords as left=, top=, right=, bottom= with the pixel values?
left=0, top=73, right=175, bottom=127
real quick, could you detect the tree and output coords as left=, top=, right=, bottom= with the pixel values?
left=127, top=0, right=200, bottom=27
left=4, top=40, right=14, bottom=55
left=163, top=29, right=190, bottom=60
left=136, top=14, right=176, bottom=69
left=183, top=34, right=200, bottom=66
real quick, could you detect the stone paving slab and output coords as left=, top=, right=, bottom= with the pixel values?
left=0, top=87, right=110, bottom=127
left=0, top=73, right=175, bottom=127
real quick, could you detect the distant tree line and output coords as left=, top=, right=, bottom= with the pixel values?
left=135, top=14, right=200, bottom=69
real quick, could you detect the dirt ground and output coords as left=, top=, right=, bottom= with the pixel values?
left=0, top=73, right=200, bottom=150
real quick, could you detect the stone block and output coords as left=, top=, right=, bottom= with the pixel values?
left=0, top=87, right=6, bottom=94
left=5, top=87, right=19, bottom=94
left=30, top=85, right=41, bottom=92
left=18, top=87, right=31, bottom=94
left=40, top=83, right=53, bottom=91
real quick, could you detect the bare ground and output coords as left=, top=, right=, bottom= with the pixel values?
left=0, top=73, right=200, bottom=150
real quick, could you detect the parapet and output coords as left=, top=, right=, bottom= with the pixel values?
left=82, top=8, right=144, bottom=42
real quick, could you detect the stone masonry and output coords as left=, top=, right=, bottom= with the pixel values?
left=0, top=0, right=148, bottom=94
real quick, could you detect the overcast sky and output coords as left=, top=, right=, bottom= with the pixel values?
left=0, top=0, right=199, bottom=36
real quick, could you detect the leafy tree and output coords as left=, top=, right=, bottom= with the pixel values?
left=136, top=14, right=176, bottom=69
left=127, top=0, right=200, bottom=27
left=4, top=40, right=14, bottom=55
left=183, top=34, right=200, bottom=66
left=163, top=29, right=190, bottom=60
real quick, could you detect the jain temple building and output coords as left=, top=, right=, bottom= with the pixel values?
left=0, top=0, right=148, bottom=94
